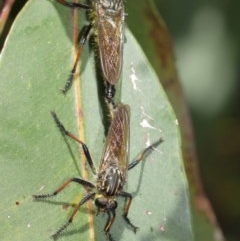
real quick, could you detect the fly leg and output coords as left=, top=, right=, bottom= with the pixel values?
left=51, top=192, right=95, bottom=239
left=51, top=111, right=97, bottom=174
left=128, top=138, right=163, bottom=170
left=33, top=178, right=95, bottom=239
left=104, top=210, right=116, bottom=241
left=120, top=138, right=163, bottom=233
left=119, top=191, right=138, bottom=233
left=62, top=23, right=93, bottom=94
left=56, top=0, right=91, bottom=10
left=56, top=0, right=93, bottom=94
left=33, top=177, right=95, bottom=200
left=34, top=186, right=95, bottom=240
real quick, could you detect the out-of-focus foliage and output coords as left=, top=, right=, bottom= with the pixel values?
left=156, top=1, right=240, bottom=241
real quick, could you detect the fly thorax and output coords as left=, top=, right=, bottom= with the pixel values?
left=97, top=0, right=123, bottom=16
left=97, top=167, right=124, bottom=196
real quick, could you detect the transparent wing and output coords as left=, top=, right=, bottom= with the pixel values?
left=99, top=104, right=130, bottom=181
left=97, top=7, right=124, bottom=85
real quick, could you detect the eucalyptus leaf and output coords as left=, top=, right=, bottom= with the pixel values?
left=0, top=0, right=193, bottom=241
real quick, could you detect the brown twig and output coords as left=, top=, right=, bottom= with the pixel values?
left=0, top=0, right=15, bottom=35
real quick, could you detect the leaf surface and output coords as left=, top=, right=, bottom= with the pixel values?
left=0, top=1, right=193, bottom=241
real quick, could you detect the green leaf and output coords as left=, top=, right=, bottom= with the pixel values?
left=126, top=2, right=225, bottom=241
left=0, top=0, right=193, bottom=241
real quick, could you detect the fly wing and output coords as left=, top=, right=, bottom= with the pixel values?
left=99, top=104, right=130, bottom=181
left=96, top=5, right=124, bottom=85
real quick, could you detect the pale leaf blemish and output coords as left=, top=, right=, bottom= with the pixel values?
left=160, top=224, right=165, bottom=232
left=175, top=119, right=179, bottom=125
left=140, top=106, right=154, bottom=121
left=160, top=217, right=167, bottom=232
left=139, top=106, right=162, bottom=133
left=39, top=185, right=45, bottom=191
left=27, top=223, right=31, bottom=228
left=129, top=61, right=142, bottom=94
left=140, top=119, right=156, bottom=130
left=146, top=210, right=152, bottom=216
left=144, top=133, right=151, bottom=147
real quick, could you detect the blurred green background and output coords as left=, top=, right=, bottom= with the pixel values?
left=156, top=1, right=240, bottom=241
left=1, top=0, right=240, bottom=241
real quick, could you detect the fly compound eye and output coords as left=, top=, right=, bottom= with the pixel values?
left=95, top=197, right=108, bottom=209
left=95, top=197, right=117, bottom=211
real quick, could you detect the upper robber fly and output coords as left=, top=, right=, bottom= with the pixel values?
left=33, top=104, right=163, bottom=241
left=56, top=0, right=124, bottom=104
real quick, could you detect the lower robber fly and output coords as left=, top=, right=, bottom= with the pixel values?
left=33, top=104, right=163, bottom=241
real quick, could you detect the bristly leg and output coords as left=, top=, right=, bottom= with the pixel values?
left=61, top=23, right=93, bottom=95
left=128, top=138, right=163, bottom=170
left=122, top=214, right=138, bottom=233
left=51, top=221, right=70, bottom=240
left=51, top=192, right=95, bottom=239
left=119, top=191, right=138, bottom=233
left=32, top=178, right=95, bottom=201
left=56, top=0, right=91, bottom=10
left=51, top=111, right=97, bottom=174
left=101, top=210, right=117, bottom=241
left=105, top=231, right=115, bottom=241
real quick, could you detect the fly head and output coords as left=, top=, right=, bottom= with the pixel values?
left=95, top=194, right=118, bottom=213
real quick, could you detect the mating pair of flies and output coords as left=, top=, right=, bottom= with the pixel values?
left=33, top=0, right=163, bottom=241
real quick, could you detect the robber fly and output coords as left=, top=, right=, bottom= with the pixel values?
left=33, top=104, right=163, bottom=240
left=56, top=0, right=124, bottom=104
